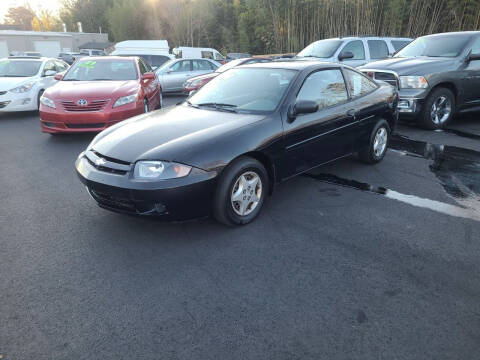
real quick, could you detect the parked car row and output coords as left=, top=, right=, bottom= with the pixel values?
left=2, top=30, right=479, bottom=226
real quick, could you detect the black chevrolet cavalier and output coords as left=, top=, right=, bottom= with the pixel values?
left=76, top=61, right=398, bottom=225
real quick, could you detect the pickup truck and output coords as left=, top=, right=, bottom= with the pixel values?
left=359, top=31, right=480, bottom=129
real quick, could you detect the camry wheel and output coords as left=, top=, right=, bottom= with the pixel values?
left=214, top=157, right=268, bottom=226
left=358, top=120, right=390, bottom=164
left=421, top=87, right=455, bottom=129
left=143, top=99, right=149, bottom=113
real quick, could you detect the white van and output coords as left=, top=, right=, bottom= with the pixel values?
left=173, top=47, right=224, bottom=63
left=111, top=40, right=174, bottom=69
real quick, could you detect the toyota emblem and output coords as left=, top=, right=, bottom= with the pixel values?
left=77, top=99, right=88, bottom=106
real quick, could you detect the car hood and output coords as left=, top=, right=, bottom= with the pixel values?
left=90, top=104, right=265, bottom=165
left=0, top=76, right=36, bottom=91
left=45, top=80, right=139, bottom=100
left=360, top=56, right=457, bottom=76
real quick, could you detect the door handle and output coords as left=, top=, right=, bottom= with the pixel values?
left=346, top=109, right=357, bottom=117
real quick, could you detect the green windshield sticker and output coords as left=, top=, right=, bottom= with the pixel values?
left=0, top=60, right=9, bottom=66
left=78, top=61, right=96, bottom=69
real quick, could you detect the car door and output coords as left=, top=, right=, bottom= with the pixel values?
left=192, top=59, right=216, bottom=77
left=283, top=68, right=356, bottom=178
left=338, top=40, right=367, bottom=67
left=342, top=68, right=385, bottom=151
left=367, top=40, right=390, bottom=61
left=462, top=36, right=480, bottom=106
left=160, top=60, right=192, bottom=92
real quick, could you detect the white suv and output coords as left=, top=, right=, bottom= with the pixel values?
left=0, top=57, right=69, bottom=112
left=296, top=36, right=413, bottom=67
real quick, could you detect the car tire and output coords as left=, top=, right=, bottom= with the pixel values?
left=157, top=90, right=163, bottom=109
left=37, top=90, right=44, bottom=110
left=213, top=156, right=269, bottom=226
left=143, top=99, right=149, bottom=113
left=358, top=120, right=390, bottom=164
left=420, top=87, right=455, bottom=130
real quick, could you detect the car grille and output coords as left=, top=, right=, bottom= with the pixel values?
left=0, top=91, right=7, bottom=96
left=88, top=188, right=137, bottom=212
left=84, top=150, right=131, bottom=175
left=0, top=101, right=11, bottom=108
left=61, top=99, right=109, bottom=112
left=362, top=70, right=399, bottom=88
left=66, top=123, right=105, bottom=129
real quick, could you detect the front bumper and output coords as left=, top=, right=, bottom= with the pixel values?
left=396, top=88, right=428, bottom=117
left=0, top=92, right=37, bottom=112
left=40, top=101, right=144, bottom=133
left=75, top=153, right=219, bottom=221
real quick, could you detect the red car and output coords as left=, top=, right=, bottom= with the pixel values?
left=182, top=57, right=270, bottom=95
left=40, top=56, right=162, bottom=134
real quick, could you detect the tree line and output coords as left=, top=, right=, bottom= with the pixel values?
left=3, top=0, right=480, bottom=54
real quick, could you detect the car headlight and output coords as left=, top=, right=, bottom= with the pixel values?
left=113, top=94, right=138, bottom=108
left=399, top=76, right=428, bottom=89
left=9, top=81, right=36, bottom=93
left=134, top=161, right=192, bottom=180
left=40, top=96, right=56, bottom=109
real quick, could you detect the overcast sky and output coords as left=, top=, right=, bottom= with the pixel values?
left=1, top=0, right=62, bottom=22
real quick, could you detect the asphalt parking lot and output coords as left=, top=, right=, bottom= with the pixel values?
left=1, top=95, right=480, bottom=360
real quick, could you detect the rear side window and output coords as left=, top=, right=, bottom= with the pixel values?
left=297, top=69, right=348, bottom=110
left=201, top=51, right=213, bottom=59
left=391, top=40, right=411, bottom=52
left=368, top=40, right=389, bottom=59
left=193, top=60, right=214, bottom=71
left=341, top=40, right=365, bottom=60
left=343, top=69, right=377, bottom=97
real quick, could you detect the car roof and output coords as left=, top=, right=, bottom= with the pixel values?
left=420, top=31, right=480, bottom=38
left=238, top=60, right=341, bottom=70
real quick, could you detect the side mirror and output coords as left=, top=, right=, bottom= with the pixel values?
left=467, top=53, right=480, bottom=62
left=44, top=70, right=57, bottom=77
left=54, top=73, right=63, bottom=81
left=338, top=51, right=354, bottom=61
left=288, top=100, right=318, bottom=122
left=142, top=72, right=155, bottom=80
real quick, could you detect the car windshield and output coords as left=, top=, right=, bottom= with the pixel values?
left=216, top=58, right=245, bottom=73
left=395, top=34, right=472, bottom=58
left=189, top=67, right=296, bottom=113
left=63, top=59, right=138, bottom=81
left=297, top=39, right=343, bottom=58
left=0, top=60, right=42, bottom=77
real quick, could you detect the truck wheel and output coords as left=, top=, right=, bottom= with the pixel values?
left=420, top=87, right=455, bottom=130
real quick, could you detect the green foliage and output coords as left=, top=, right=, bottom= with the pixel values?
left=4, top=0, right=480, bottom=54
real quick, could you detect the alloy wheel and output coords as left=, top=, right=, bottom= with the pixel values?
left=373, top=127, right=388, bottom=157
left=430, top=96, right=451, bottom=125
left=231, top=171, right=262, bottom=216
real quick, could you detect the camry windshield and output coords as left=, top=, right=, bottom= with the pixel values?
left=189, top=68, right=296, bottom=113
left=395, top=34, right=472, bottom=58
left=0, top=60, right=42, bottom=77
left=297, top=39, right=343, bottom=58
left=63, top=60, right=138, bottom=81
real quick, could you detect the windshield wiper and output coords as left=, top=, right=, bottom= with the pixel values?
left=90, top=79, right=114, bottom=81
left=1, top=75, right=25, bottom=77
left=63, top=78, right=80, bottom=81
left=186, top=100, right=199, bottom=108
left=196, top=102, right=238, bottom=113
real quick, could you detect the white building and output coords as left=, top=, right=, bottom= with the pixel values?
left=0, top=30, right=109, bottom=58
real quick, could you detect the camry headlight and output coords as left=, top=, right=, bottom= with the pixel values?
left=10, top=81, right=36, bottom=93
left=399, top=76, right=428, bottom=89
left=40, top=96, right=56, bottom=109
left=134, top=161, right=191, bottom=180
left=113, top=94, right=138, bottom=108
